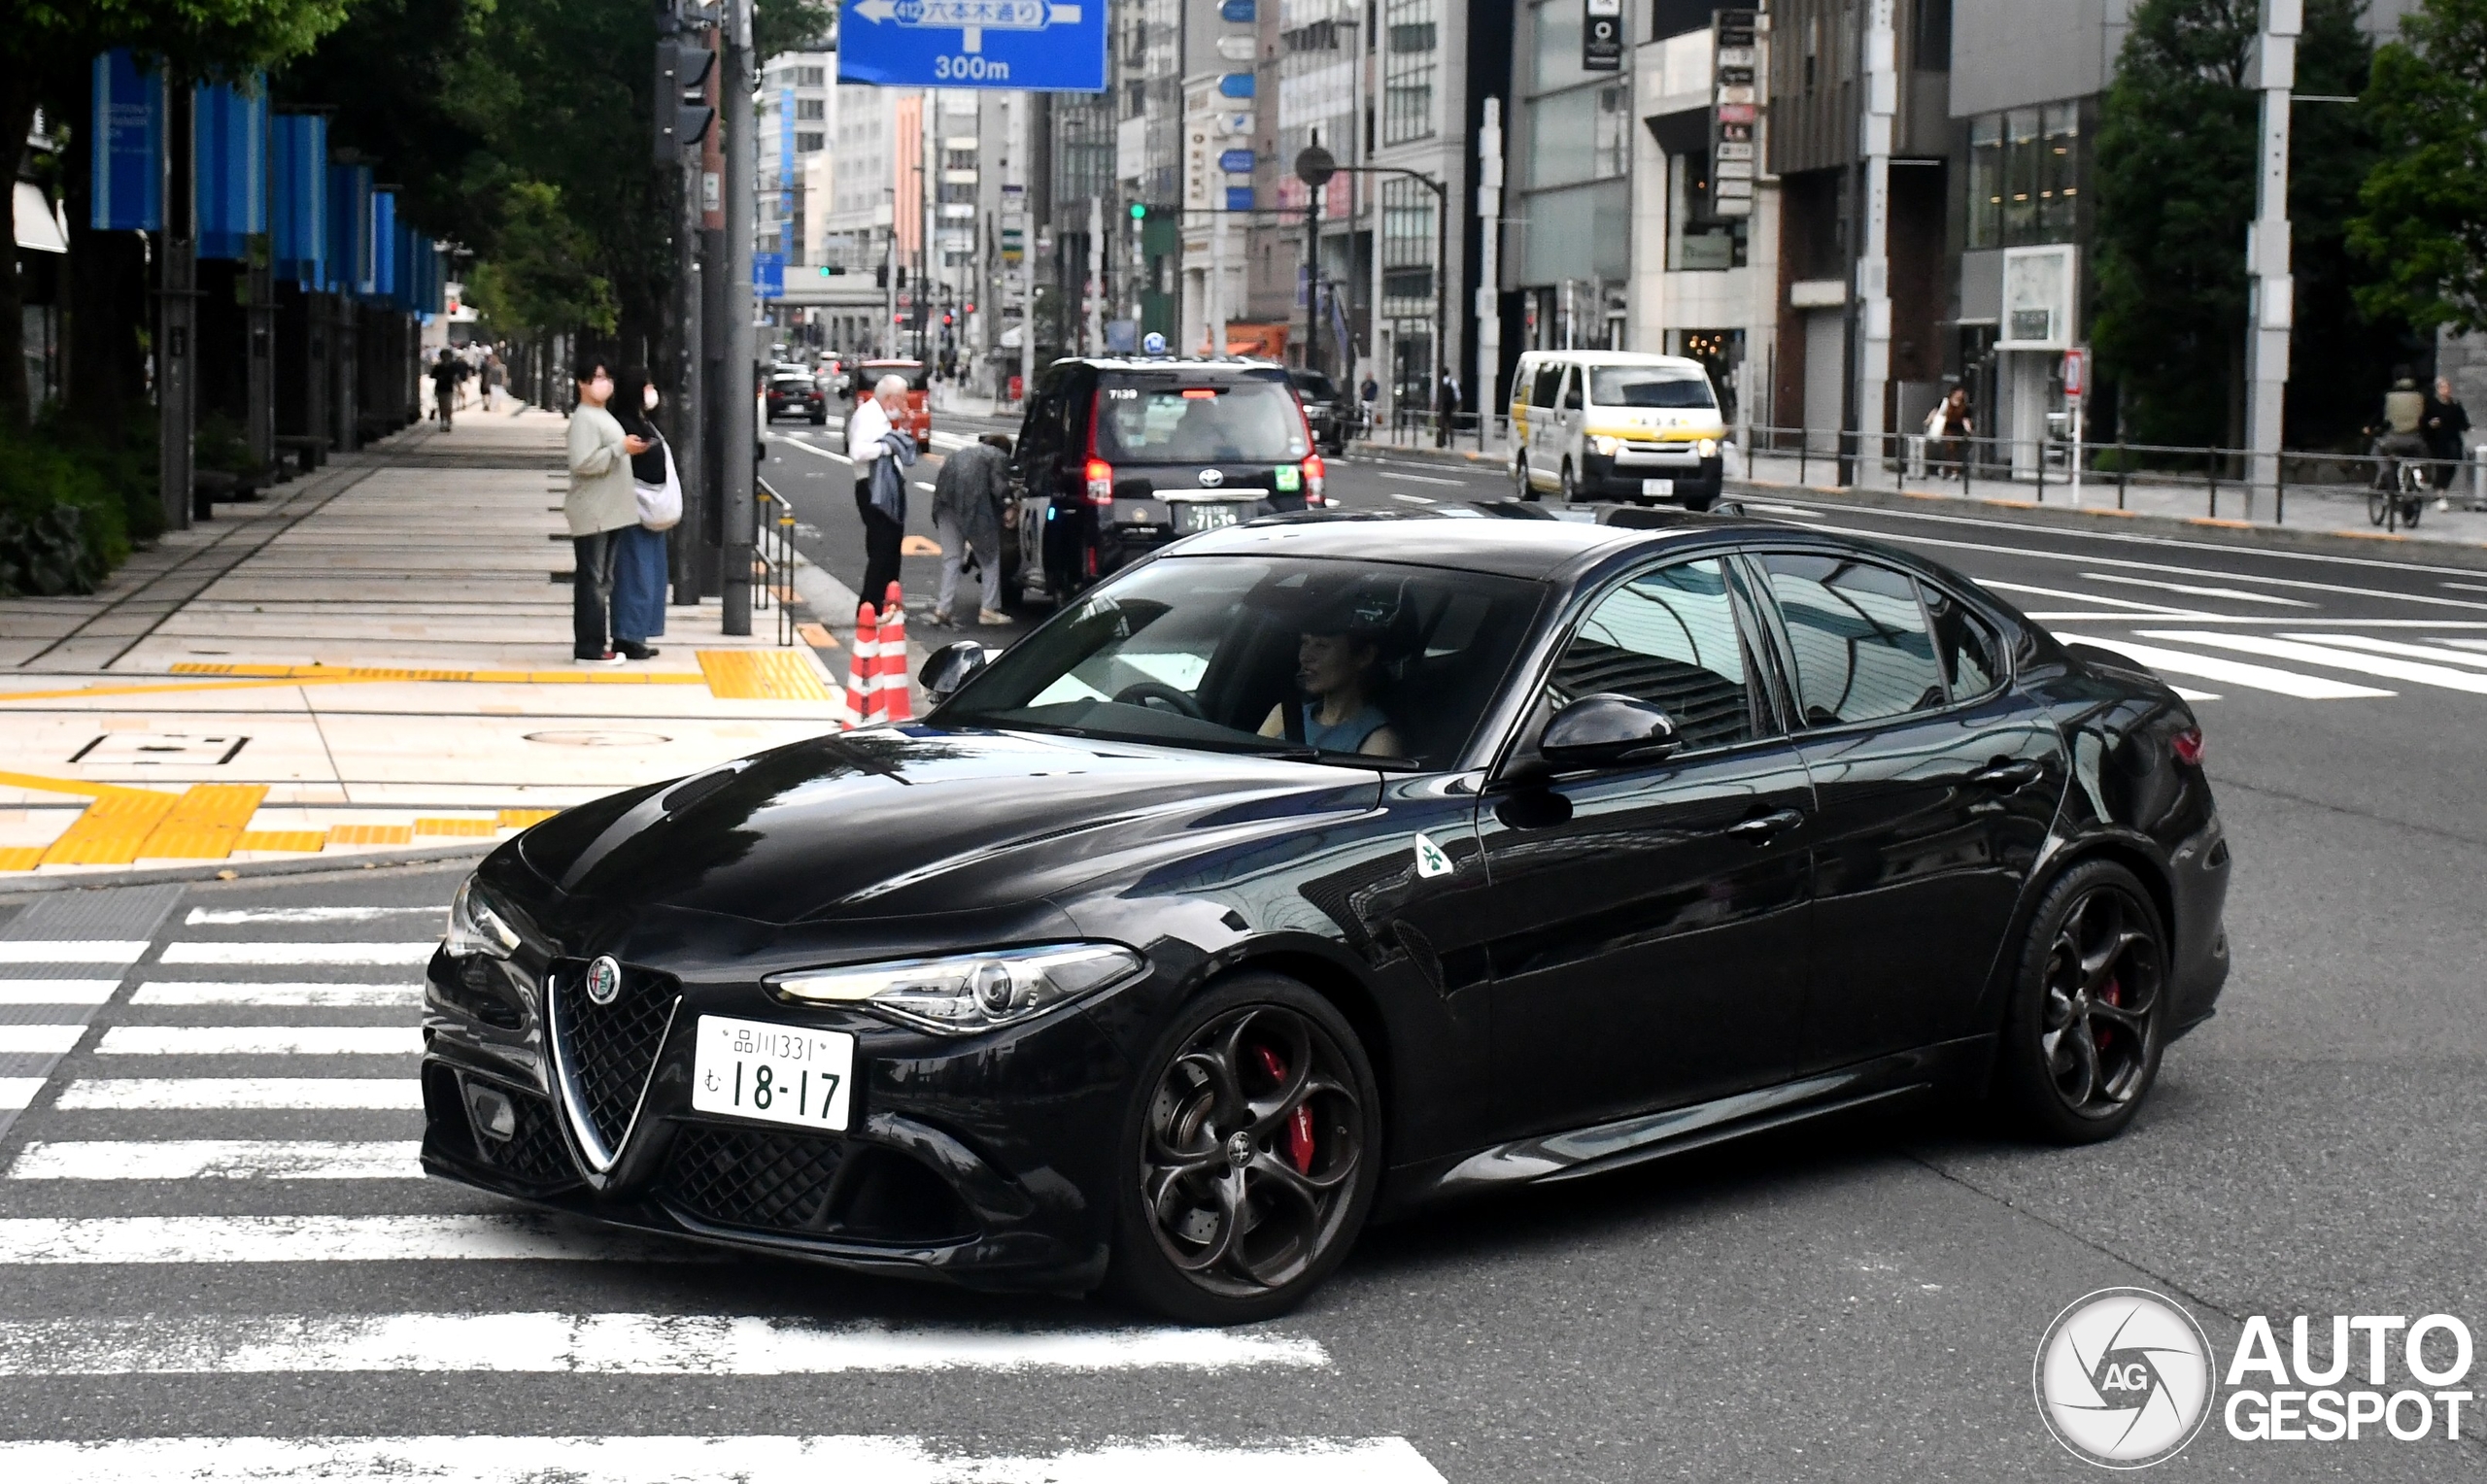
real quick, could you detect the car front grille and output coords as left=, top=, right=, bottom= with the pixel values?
left=472, top=1085, right=577, bottom=1187
left=662, top=1125, right=845, bottom=1235
left=549, top=959, right=677, bottom=1161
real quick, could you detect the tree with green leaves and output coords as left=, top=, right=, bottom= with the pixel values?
left=2350, top=0, right=2487, bottom=334
left=2091, top=0, right=2402, bottom=452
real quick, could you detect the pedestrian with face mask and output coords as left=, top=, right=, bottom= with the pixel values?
left=564, top=357, right=646, bottom=665
left=848, top=373, right=918, bottom=609
left=607, top=370, right=678, bottom=660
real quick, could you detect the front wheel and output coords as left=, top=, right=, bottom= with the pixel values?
left=1105, top=973, right=1380, bottom=1325
left=1559, top=459, right=1580, bottom=503
left=1513, top=455, right=1537, bottom=501
left=2368, top=490, right=2389, bottom=526
left=1996, top=860, right=2169, bottom=1144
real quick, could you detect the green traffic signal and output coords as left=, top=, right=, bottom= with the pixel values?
left=1129, top=202, right=1146, bottom=220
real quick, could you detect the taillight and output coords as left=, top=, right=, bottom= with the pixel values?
left=1084, top=458, right=1115, bottom=507
left=2171, top=725, right=2204, bottom=766
left=1303, top=454, right=1325, bottom=505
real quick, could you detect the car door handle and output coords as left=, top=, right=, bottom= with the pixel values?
left=1970, top=759, right=2045, bottom=791
left=1726, top=808, right=1805, bottom=842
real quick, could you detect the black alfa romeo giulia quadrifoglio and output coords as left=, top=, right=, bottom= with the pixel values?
left=421, top=508, right=2230, bottom=1323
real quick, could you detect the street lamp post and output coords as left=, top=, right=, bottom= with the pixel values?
left=1299, top=145, right=1447, bottom=440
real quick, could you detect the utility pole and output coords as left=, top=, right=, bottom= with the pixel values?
left=2245, top=0, right=2299, bottom=496
left=1086, top=194, right=1105, bottom=353
left=158, top=75, right=196, bottom=532
left=657, top=3, right=718, bottom=605
left=720, top=0, right=756, bottom=635
left=1300, top=144, right=1326, bottom=376
left=1477, top=98, right=1503, bottom=447
left=1850, top=0, right=1895, bottom=487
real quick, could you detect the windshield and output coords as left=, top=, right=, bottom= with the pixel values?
left=935, top=555, right=1546, bottom=768
left=1095, top=376, right=1308, bottom=463
left=1588, top=366, right=1717, bottom=409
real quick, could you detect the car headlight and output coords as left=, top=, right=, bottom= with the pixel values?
left=445, top=877, right=523, bottom=960
left=1589, top=435, right=1621, bottom=457
left=1696, top=437, right=1718, bottom=458
left=769, top=943, right=1144, bottom=1035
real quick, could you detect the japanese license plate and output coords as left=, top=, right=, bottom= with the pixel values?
left=691, top=1014, right=854, bottom=1131
left=1642, top=478, right=1676, bottom=496
left=1175, top=502, right=1244, bottom=532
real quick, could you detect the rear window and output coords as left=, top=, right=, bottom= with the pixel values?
left=864, top=363, right=929, bottom=391
left=1094, top=376, right=1308, bottom=463
left=1588, top=366, right=1716, bottom=409
left=1291, top=371, right=1340, bottom=401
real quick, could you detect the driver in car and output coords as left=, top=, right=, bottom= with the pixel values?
left=1258, top=590, right=1408, bottom=758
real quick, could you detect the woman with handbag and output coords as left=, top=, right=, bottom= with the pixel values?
left=609, top=370, right=683, bottom=661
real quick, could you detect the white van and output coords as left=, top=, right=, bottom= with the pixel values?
left=1507, top=351, right=1726, bottom=508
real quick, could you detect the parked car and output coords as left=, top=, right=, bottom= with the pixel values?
left=422, top=505, right=2228, bottom=1323
left=1510, top=350, right=1725, bottom=509
left=1006, top=356, right=1326, bottom=605
left=1289, top=368, right=1348, bottom=455
left=764, top=370, right=826, bottom=424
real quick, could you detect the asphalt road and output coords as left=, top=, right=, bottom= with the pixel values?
left=3, top=450, right=2484, bottom=1479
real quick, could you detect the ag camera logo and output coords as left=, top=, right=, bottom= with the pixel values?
left=2034, top=1288, right=2215, bottom=1468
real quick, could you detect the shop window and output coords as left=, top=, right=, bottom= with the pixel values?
left=2003, top=108, right=2039, bottom=243
left=1966, top=115, right=2001, bottom=251
left=2037, top=102, right=2079, bottom=238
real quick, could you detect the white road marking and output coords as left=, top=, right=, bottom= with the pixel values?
left=1979, top=580, right=2204, bottom=615
left=2441, top=638, right=2487, bottom=651
left=157, top=941, right=437, bottom=965
left=0, top=941, right=150, bottom=964
left=2136, top=630, right=2487, bottom=694
left=2439, top=581, right=2487, bottom=593
left=185, top=907, right=439, bottom=927
left=0, top=1435, right=1442, bottom=1483
left=2024, top=615, right=2487, bottom=626
left=0, top=1079, right=40, bottom=1110
left=2171, top=688, right=2221, bottom=701
left=0, top=1312, right=1334, bottom=1375
left=55, top=1078, right=421, bottom=1110
left=1378, top=470, right=1466, bottom=486
left=134, top=982, right=424, bottom=1007
left=0, top=979, right=120, bottom=1004
left=912, top=480, right=936, bottom=490
left=2274, top=632, right=2487, bottom=671
left=2078, top=572, right=2318, bottom=606
left=2053, top=634, right=2394, bottom=699
left=1746, top=502, right=1833, bottom=520
left=96, top=1026, right=423, bottom=1056
left=1389, top=492, right=1437, bottom=505
left=7, top=1139, right=424, bottom=1180
left=0, top=1214, right=708, bottom=1265
left=0, top=1026, right=85, bottom=1055
left=774, top=435, right=853, bottom=464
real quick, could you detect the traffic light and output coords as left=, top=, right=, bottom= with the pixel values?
left=653, top=40, right=715, bottom=161
left=963, top=302, right=975, bottom=315
left=1129, top=202, right=1147, bottom=221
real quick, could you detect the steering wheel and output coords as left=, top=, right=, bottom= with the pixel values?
left=1111, top=681, right=1206, bottom=719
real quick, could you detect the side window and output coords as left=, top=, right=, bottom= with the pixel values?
left=1920, top=582, right=2004, bottom=697
left=1549, top=558, right=1760, bottom=752
left=1756, top=553, right=1949, bottom=725
left=1531, top=362, right=1563, bottom=408
left=1559, top=368, right=1583, bottom=410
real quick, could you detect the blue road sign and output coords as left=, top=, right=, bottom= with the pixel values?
left=1218, top=149, right=1255, bottom=175
left=839, top=0, right=1107, bottom=92
left=754, top=252, right=785, bottom=299
left=1225, top=186, right=1255, bottom=211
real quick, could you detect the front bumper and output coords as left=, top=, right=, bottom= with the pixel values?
left=420, top=935, right=1141, bottom=1293
left=1581, top=449, right=1722, bottom=500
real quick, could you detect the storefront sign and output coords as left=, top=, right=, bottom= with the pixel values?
left=90, top=51, right=162, bottom=231
left=1583, top=0, right=1623, bottom=71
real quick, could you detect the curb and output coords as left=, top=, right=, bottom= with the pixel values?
left=1344, top=440, right=1507, bottom=472
left=1732, top=478, right=2487, bottom=572
left=0, top=841, right=494, bottom=901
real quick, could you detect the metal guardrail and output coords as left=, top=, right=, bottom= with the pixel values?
left=754, top=476, right=799, bottom=647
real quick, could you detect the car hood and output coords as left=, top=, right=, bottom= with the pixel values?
left=518, top=727, right=1381, bottom=926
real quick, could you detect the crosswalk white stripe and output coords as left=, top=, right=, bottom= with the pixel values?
left=0, top=1312, right=1333, bottom=1375
left=1978, top=579, right=2204, bottom=615
left=96, top=1027, right=423, bottom=1056
left=134, top=982, right=424, bottom=1007
left=0, top=1079, right=40, bottom=1110
left=0, top=1434, right=1443, bottom=1483
left=157, top=942, right=437, bottom=965
left=2078, top=571, right=2319, bottom=606
left=186, top=907, right=440, bottom=926
left=55, top=1079, right=421, bottom=1110
left=2138, top=629, right=2487, bottom=695
left=7, top=1140, right=423, bottom=1180
left=0, top=1215, right=709, bottom=1265
left=0, top=979, right=121, bottom=1004
left=2275, top=631, right=2487, bottom=671
left=0, top=941, right=150, bottom=964
left=0, top=1025, right=85, bottom=1054
left=2054, top=633, right=2394, bottom=699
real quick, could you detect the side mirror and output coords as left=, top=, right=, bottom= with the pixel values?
left=918, top=640, right=992, bottom=701
left=1537, top=693, right=1680, bottom=769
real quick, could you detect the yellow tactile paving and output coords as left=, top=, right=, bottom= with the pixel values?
left=414, top=818, right=497, bottom=837
left=167, top=662, right=704, bottom=686
left=327, top=824, right=415, bottom=846
left=137, top=784, right=270, bottom=860
left=0, top=848, right=43, bottom=871
left=0, top=769, right=156, bottom=801
left=495, top=808, right=560, bottom=828
left=41, top=792, right=182, bottom=866
left=234, top=830, right=328, bottom=854
left=697, top=649, right=836, bottom=702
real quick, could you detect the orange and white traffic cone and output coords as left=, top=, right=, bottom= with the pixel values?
left=878, top=582, right=912, bottom=722
left=845, top=602, right=878, bottom=728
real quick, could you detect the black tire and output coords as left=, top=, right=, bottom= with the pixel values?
left=2368, top=490, right=2388, bottom=526
left=1682, top=491, right=1718, bottom=513
left=1514, top=456, right=1539, bottom=501
left=1559, top=459, right=1580, bottom=503
left=1104, top=972, right=1380, bottom=1325
left=1996, top=860, right=2169, bottom=1144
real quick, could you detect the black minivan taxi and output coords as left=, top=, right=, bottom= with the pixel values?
left=1009, top=357, right=1327, bottom=603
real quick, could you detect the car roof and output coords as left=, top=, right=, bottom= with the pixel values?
left=1050, top=356, right=1287, bottom=376
left=1517, top=351, right=1708, bottom=371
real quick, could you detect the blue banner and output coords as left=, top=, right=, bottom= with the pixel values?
left=193, top=79, right=267, bottom=260
left=755, top=251, right=785, bottom=299
left=838, top=0, right=1106, bottom=92
left=371, top=191, right=397, bottom=298
left=270, top=115, right=326, bottom=287
left=326, top=163, right=372, bottom=294
left=90, top=51, right=163, bottom=231
left=778, top=85, right=796, bottom=219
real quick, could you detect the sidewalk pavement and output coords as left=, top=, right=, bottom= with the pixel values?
left=0, top=408, right=855, bottom=886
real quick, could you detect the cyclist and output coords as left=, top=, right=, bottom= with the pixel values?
left=2367, top=368, right=2430, bottom=492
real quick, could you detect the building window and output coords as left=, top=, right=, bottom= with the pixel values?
left=1381, top=0, right=1436, bottom=145
left=798, top=99, right=825, bottom=120
left=1380, top=176, right=1436, bottom=316
left=796, top=132, right=825, bottom=153
left=797, top=66, right=825, bottom=85
left=1967, top=114, right=2001, bottom=250
left=1525, top=81, right=1631, bottom=190
left=1965, top=102, right=2082, bottom=251
left=2038, top=101, right=2079, bottom=237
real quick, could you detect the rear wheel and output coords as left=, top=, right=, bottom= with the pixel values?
left=1997, top=860, right=2168, bottom=1144
left=1559, top=459, right=1580, bottom=503
left=1106, top=973, right=1380, bottom=1325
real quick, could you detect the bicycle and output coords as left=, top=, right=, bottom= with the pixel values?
left=2368, top=449, right=2425, bottom=530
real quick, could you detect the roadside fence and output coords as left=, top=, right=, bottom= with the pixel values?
left=754, top=476, right=799, bottom=647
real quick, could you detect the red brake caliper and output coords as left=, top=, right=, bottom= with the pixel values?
left=2097, top=978, right=2120, bottom=1051
left=1254, top=1045, right=1316, bottom=1174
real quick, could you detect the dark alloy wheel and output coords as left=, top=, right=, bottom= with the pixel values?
left=1107, top=973, right=1379, bottom=1324
left=2000, top=860, right=2167, bottom=1143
